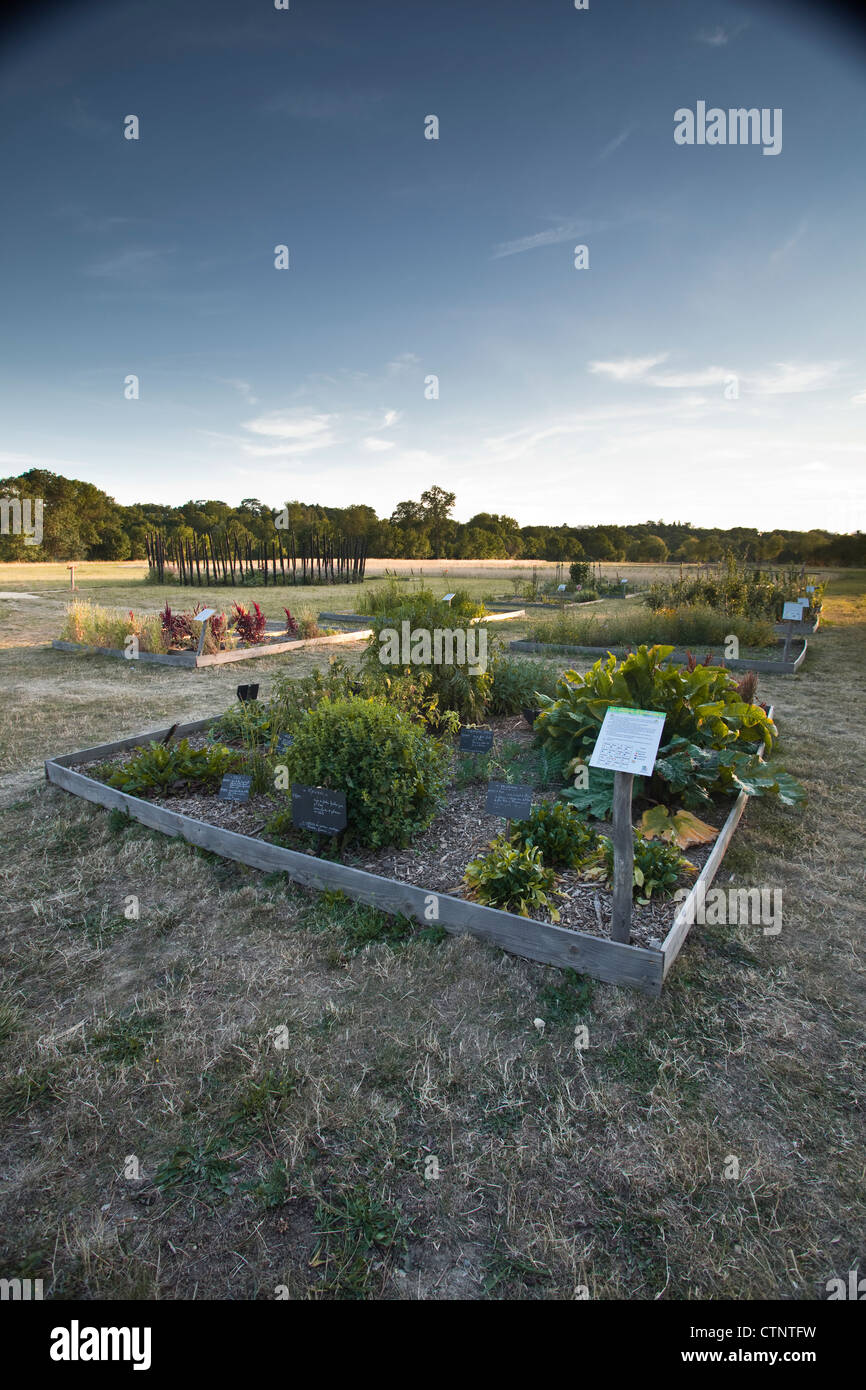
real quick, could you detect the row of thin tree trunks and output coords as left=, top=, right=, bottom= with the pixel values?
left=144, top=531, right=367, bottom=586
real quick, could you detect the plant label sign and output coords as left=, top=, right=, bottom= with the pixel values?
left=276, top=733, right=294, bottom=752
left=442, top=593, right=456, bottom=603
left=486, top=781, right=532, bottom=821
left=195, top=609, right=217, bottom=623
left=218, top=773, right=252, bottom=802
left=781, top=601, right=805, bottom=622
left=589, top=707, right=666, bottom=778
left=557, top=583, right=567, bottom=592
left=237, top=683, right=260, bottom=702
left=806, top=585, right=815, bottom=594
left=291, top=785, right=347, bottom=835
left=459, top=727, right=494, bottom=753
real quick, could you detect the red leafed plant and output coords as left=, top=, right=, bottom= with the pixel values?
left=208, top=611, right=229, bottom=647
left=231, top=601, right=267, bottom=644
left=685, top=650, right=716, bottom=671
left=160, top=603, right=193, bottom=647
left=284, top=608, right=299, bottom=636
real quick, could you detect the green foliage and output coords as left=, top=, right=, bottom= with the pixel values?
left=269, top=696, right=448, bottom=849
left=528, top=604, right=776, bottom=650
left=242, top=1161, right=291, bottom=1209
left=569, top=560, right=591, bottom=587
left=154, top=1139, right=237, bottom=1197
left=487, top=654, right=560, bottom=715
left=601, top=832, right=693, bottom=901
left=362, top=592, right=494, bottom=721
left=646, top=554, right=825, bottom=621
left=510, top=800, right=599, bottom=868
left=91, top=1012, right=159, bottom=1064
left=101, top=738, right=238, bottom=796
left=536, top=645, right=798, bottom=815
left=464, top=839, right=559, bottom=919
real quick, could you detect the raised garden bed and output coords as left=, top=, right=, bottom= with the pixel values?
left=773, top=614, right=820, bottom=637
left=44, top=711, right=766, bottom=994
left=52, top=628, right=372, bottom=669
left=318, top=609, right=525, bottom=625
left=509, top=638, right=808, bottom=675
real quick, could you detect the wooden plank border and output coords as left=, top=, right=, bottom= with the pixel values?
left=44, top=724, right=664, bottom=995
left=660, top=702, right=774, bottom=977
left=509, top=639, right=808, bottom=675
left=51, top=629, right=372, bottom=669
left=319, top=610, right=525, bottom=625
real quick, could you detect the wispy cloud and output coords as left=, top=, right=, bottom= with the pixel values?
left=239, top=411, right=337, bottom=456
left=221, top=379, right=259, bottom=405
left=695, top=24, right=747, bottom=47
left=387, top=352, right=420, bottom=374
left=746, top=361, right=842, bottom=395
left=362, top=437, right=395, bottom=452
left=84, top=247, right=169, bottom=281
left=588, top=354, right=669, bottom=382
left=769, top=219, right=808, bottom=264
left=596, top=126, right=634, bottom=163
left=492, top=219, right=606, bottom=259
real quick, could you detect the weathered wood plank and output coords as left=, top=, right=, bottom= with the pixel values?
left=52, top=629, right=372, bottom=670
left=509, top=640, right=807, bottom=675
left=44, top=753, right=664, bottom=994
left=661, top=702, right=775, bottom=976
left=48, top=718, right=216, bottom=767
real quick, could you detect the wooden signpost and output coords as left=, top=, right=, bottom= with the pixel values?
left=780, top=600, right=805, bottom=661
left=193, top=608, right=217, bottom=657
left=589, top=706, right=666, bottom=943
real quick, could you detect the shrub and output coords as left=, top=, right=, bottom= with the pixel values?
left=569, top=560, right=591, bottom=587
left=362, top=593, right=493, bottom=721
left=645, top=554, right=824, bottom=621
left=538, top=644, right=803, bottom=816
left=269, top=696, right=449, bottom=849
left=463, top=840, right=559, bottom=919
left=600, top=832, right=694, bottom=901
left=232, top=601, right=267, bottom=644
left=100, top=739, right=238, bottom=797
left=527, top=604, right=776, bottom=650
left=487, top=655, right=560, bottom=715
left=283, top=608, right=299, bottom=636
left=510, top=801, right=598, bottom=868
left=160, top=603, right=194, bottom=647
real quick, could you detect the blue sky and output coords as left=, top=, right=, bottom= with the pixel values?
left=1, top=0, right=864, bottom=530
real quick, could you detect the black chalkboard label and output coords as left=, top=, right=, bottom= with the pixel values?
left=218, top=773, right=252, bottom=802
left=459, top=727, right=493, bottom=753
left=237, top=683, right=259, bottom=703
left=276, top=732, right=294, bottom=752
left=291, top=784, right=347, bottom=835
left=486, top=781, right=533, bottom=820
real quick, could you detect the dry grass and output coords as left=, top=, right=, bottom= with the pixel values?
left=0, top=572, right=863, bottom=1299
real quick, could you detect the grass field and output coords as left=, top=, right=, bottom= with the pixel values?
left=0, top=566, right=863, bottom=1299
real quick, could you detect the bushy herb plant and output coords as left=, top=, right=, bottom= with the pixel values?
left=600, top=832, right=694, bottom=901
left=269, top=696, right=449, bottom=849
left=463, top=839, right=559, bottom=919
left=101, top=739, right=238, bottom=797
left=510, top=801, right=598, bottom=868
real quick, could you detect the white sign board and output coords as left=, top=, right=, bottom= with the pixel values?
left=195, top=609, right=217, bottom=623
left=589, top=706, right=667, bottom=778
left=797, top=596, right=808, bottom=606
left=442, top=593, right=456, bottom=603
left=557, top=583, right=567, bottom=592
left=782, top=601, right=805, bottom=621
left=806, top=585, right=815, bottom=594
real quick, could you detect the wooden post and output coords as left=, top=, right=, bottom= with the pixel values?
left=68, top=563, right=75, bottom=590
left=610, top=771, right=634, bottom=943
left=782, top=619, right=793, bottom=662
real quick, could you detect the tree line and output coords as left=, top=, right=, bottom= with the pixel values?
left=1, top=469, right=863, bottom=566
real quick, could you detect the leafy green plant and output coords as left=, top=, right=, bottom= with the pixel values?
left=154, top=1139, right=237, bottom=1197
left=539, top=644, right=799, bottom=817
left=464, top=839, right=559, bottom=919
left=487, top=654, right=560, bottom=715
left=101, top=738, right=238, bottom=797
left=645, top=553, right=825, bottom=621
left=361, top=592, right=493, bottom=721
left=510, top=801, right=598, bottom=868
left=267, top=696, right=448, bottom=849
left=599, top=832, right=695, bottom=901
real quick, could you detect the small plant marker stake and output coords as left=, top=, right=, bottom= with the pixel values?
left=68, top=563, right=75, bottom=590
left=611, top=771, right=634, bottom=943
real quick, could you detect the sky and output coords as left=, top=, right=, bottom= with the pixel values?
left=1, top=0, right=864, bottom=531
